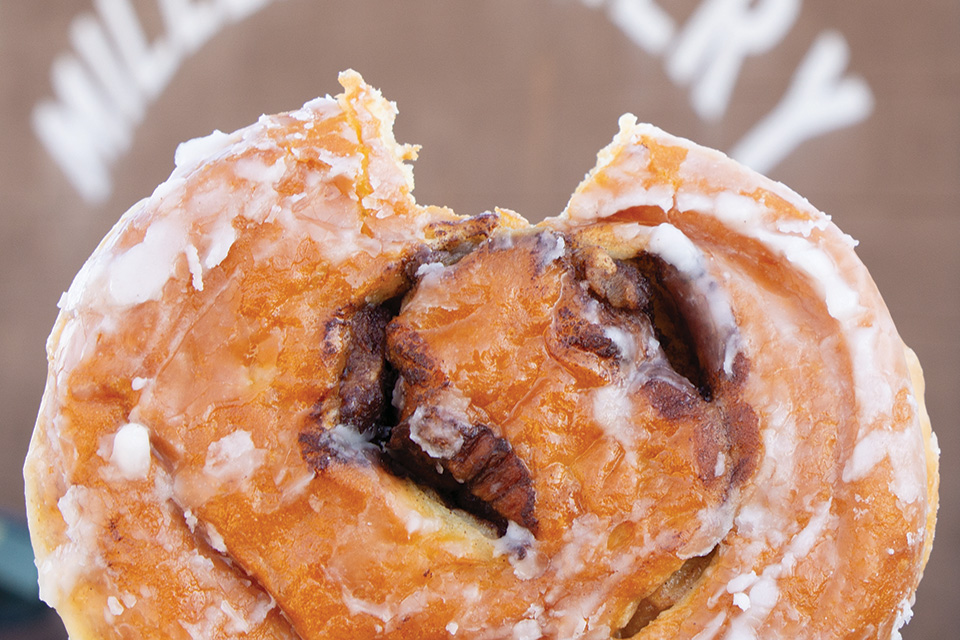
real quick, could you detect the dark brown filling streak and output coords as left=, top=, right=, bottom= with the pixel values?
left=299, top=212, right=540, bottom=536
left=298, top=219, right=755, bottom=633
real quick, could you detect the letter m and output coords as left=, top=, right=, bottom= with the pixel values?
left=32, top=53, right=132, bottom=204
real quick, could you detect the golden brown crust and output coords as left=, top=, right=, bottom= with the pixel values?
left=25, top=73, right=937, bottom=640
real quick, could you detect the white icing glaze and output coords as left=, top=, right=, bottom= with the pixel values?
left=493, top=522, right=543, bottom=580
left=234, top=154, right=287, bottom=186
left=602, top=325, right=637, bottom=360
left=220, top=600, right=253, bottom=634
left=401, top=509, right=443, bottom=537
left=185, top=243, right=204, bottom=291
left=272, top=463, right=317, bottom=504
left=559, top=126, right=930, bottom=637
left=54, top=94, right=376, bottom=352
left=415, top=261, right=446, bottom=279
left=107, top=214, right=186, bottom=306
left=722, top=500, right=835, bottom=638
left=842, top=427, right=926, bottom=505
left=317, top=423, right=379, bottom=465
left=173, top=129, right=236, bottom=175
left=775, top=215, right=830, bottom=238
left=646, top=221, right=702, bottom=273
left=539, top=232, right=566, bottom=266
left=202, top=217, right=237, bottom=270
left=106, top=595, right=124, bottom=616
left=203, top=430, right=266, bottom=486
left=28, top=74, right=933, bottom=640
left=732, top=592, right=751, bottom=612
left=645, top=223, right=741, bottom=375
left=563, top=118, right=915, bottom=447
left=407, top=259, right=461, bottom=311
left=107, top=422, right=152, bottom=481
left=591, top=383, right=636, bottom=461
left=340, top=585, right=395, bottom=623
left=552, top=513, right=603, bottom=582
left=692, top=613, right=727, bottom=640
left=564, top=116, right=676, bottom=223
left=512, top=618, right=543, bottom=640
left=408, top=406, right=465, bottom=459
left=675, top=185, right=864, bottom=328
left=684, top=498, right=737, bottom=560
left=714, top=452, right=727, bottom=478
left=753, top=231, right=859, bottom=321
left=184, top=508, right=199, bottom=533
left=889, top=595, right=915, bottom=640
left=37, top=486, right=100, bottom=609
left=205, top=522, right=228, bottom=554
left=726, top=571, right=760, bottom=595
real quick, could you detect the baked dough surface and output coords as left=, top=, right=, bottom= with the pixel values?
left=25, top=71, right=938, bottom=640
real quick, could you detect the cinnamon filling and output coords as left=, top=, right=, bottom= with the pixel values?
left=616, top=548, right=718, bottom=638
left=299, top=213, right=537, bottom=533
left=300, top=216, right=758, bottom=547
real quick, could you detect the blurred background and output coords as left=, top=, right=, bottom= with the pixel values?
left=0, top=1, right=956, bottom=637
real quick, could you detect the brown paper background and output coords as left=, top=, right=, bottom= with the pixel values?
left=1, top=1, right=956, bottom=636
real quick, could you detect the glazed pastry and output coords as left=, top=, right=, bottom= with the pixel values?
left=24, top=71, right=938, bottom=639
